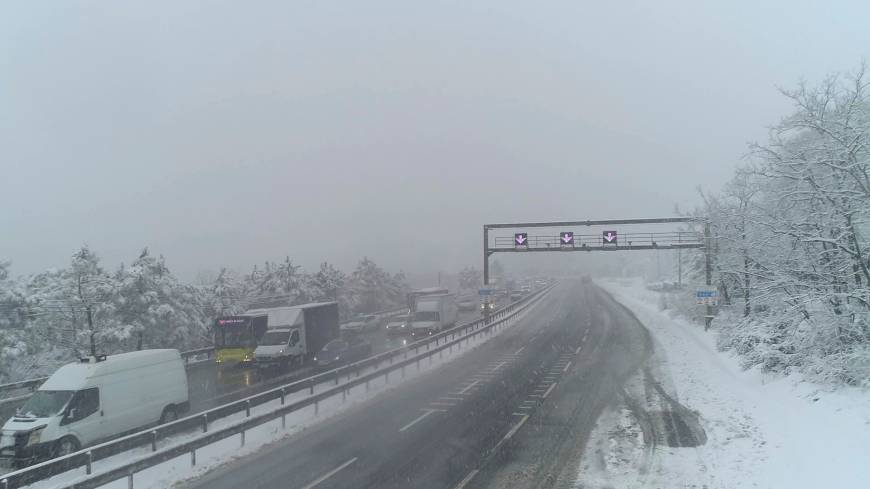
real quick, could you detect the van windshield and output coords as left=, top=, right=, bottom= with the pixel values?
left=261, top=330, right=291, bottom=346
left=17, top=390, right=74, bottom=418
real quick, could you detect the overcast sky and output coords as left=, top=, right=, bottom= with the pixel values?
left=2, top=0, right=868, bottom=279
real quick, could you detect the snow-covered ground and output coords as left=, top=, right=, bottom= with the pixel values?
left=576, top=278, right=870, bottom=489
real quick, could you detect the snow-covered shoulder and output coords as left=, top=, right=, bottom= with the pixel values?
left=581, top=278, right=870, bottom=489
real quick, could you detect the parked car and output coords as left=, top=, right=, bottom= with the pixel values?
left=340, top=314, right=380, bottom=333
left=314, top=337, right=373, bottom=368
left=0, top=350, right=189, bottom=468
left=384, top=316, right=410, bottom=336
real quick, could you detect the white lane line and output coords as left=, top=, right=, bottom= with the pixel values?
left=399, top=410, right=438, bottom=432
left=502, top=414, right=530, bottom=441
left=429, top=401, right=456, bottom=407
left=543, top=383, right=557, bottom=399
left=575, top=345, right=582, bottom=354
left=301, top=457, right=358, bottom=489
left=563, top=361, right=572, bottom=373
left=490, top=361, right=507, bottom=370
left=458, top=380, right=480, bottom=394
left=522, top=400, right=537, bottom=404
left=515, top=346, right=525, bottom=355
left=453, top=469, right=480, bottom=489
left=512, top=412, right=527, bottom=416
left=440, top=396, right=464, bottom=401
left=516, top=405, right=533, bottom=410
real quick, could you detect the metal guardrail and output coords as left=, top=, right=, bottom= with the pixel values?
left=0, top=286, right=553, bottom=489
left=0, top=307, right=408, bottom=400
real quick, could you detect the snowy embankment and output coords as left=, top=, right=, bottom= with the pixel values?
left=577, top=278, right=870, bottom=489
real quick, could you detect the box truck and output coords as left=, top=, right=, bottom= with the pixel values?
left=252, top=302, right=340, bottom=368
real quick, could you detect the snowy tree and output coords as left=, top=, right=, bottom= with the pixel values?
left=114, top=249, right=208, bottom=351
left=459, top=266, right=483, bottom=291
left=311, top=262, right=346, bottom=301
left=346, top=257, right=406, bottom=313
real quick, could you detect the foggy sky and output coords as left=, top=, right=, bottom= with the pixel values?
left=2, top=0, right=869, bottom=280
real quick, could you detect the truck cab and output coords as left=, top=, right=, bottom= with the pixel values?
left=253, top=327, right=304, bottom=368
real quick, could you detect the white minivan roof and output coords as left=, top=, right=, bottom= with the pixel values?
left=40, top=349, right=181, bottom=391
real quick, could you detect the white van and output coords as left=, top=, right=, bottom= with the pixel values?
left=0, top=349, right=189, bottom=467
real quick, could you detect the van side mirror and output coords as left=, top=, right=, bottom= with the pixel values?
left=67, top=408, right=78, bottom=420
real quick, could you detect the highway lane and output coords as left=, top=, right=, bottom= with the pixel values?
left=468, top=282, right=653, bottom=489
left=182, top=281, right=619, bottom=489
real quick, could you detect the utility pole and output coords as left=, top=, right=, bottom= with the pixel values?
left=677, top=248, right=683, bottom=287
left=704, top=221, right=713, bottom=331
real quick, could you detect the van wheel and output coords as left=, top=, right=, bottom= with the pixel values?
left=160, top=406, right=178, bottom=424
left=54, top=436, right=80, bottom=457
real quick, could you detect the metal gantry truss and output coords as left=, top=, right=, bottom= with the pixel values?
left=483, top=217, right=715, bottom=329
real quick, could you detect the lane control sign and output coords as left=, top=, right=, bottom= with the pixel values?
left=603, top=230, right=618, bottom=244
left=560, top=231, right=574, bottom=246
left=515, top=233, right=528, bottom=247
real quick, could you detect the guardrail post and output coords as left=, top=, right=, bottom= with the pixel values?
left=315, top=400, right=319, bottom=416
left=191, top=449, right=196, bottom=466
left=202, top=413, right=208, bottom=433
left=389, top=355, right=393, bottom=365
left=282, top=412, right=287, bottom=429
left=335, top=371, right=339, bottom=386
left=86, top=450, right=93, bottom=474
left=128, top=471, right=134, bottom=489
left=310, top=382, right=315, bottom=395
left=151, top=430, right=158, bottom=451
left=280, top=387, right=286, bottom=405
left=2, top=478, right=7, bottom=489
left=416, top=358, right=420, bottom=370
left=246, top=400, right=251, bottom=417
left=241, top=430, right=246, bottom=447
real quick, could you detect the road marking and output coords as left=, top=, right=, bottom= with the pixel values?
left=502, top=414, right=530, bottom=441
left=458, top=380, right=480, bottom=394
left=453, top=469, right=480, bottom=489
left=563, top=361, right=572, bottom=373
left=429, top=401, right=456, bottom=407
left=440, top=396, right=464, bottom=401
left=489, top=361, right=507, bottom=370
left=400, top=410, right=438, bottom=432
left=301, top=457, right=358, bottom=489
left=543, top=383, right=557, bottom=399
left=514, top=346, right=525, bottom=354
left=516, top=404, right=533, bottom=410
left=522, top=400, right=537, bottom=404
left=512, top=412, right=527, bottom=416
left=575, top=345, right=582, bottom=354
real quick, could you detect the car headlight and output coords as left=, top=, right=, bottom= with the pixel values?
left=335, top=356, right=340, bottom=361
left=27, top=426, right=45, bottom=446
left=313, top=356, right=318, bottom=361
left=279, top=349, right=285, bottom=354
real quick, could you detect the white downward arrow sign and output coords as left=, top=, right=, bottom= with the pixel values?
left=604, top=232, right=616, bottom=242
left=561, top=234, right=572, bottom=243
left=516, top=235, right=526, bottom=244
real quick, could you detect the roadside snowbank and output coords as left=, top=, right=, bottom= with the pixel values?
left=594, top=278, right=870, bottom=489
